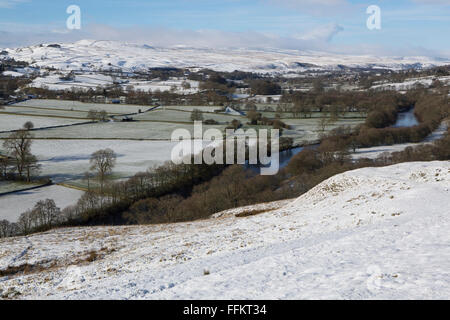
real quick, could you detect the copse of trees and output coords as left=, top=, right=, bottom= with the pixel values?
left=280, top=88, right=419, bottom=120
left=0, top=219, right=18, bottom=238
left=208, top=73, right=228, bottom=85
left=58, top=159, right=228, bottom=226
left=2, top=129, right=40, bottom=182
left=123, top=165, right=283, bottom=224
left=1, top=199, right=61, bottom=237
left=365, top=105, right=398, bottom=128
left=250, top=80, right=282, bottom=95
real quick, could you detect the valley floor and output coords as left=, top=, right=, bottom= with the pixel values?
left=0, top=161, right=449, bottom=300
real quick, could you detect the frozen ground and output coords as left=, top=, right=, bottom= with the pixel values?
left=28, top=139, right=182, bottom=183
left=0, top=138, right=198, bottom=221
left=0, top=105, right=91, bottom=119
left=283, top=117, right=365, bottom=145
left=0, top=121, right=229, bottom=140
left=13, top=99, right=147, bottom=115
left=0, top=161, right=449, bottom=300
left=0, top=114, right=85, bottom=132
left=0, top=185, right=84, bottom=222
left=4, top=40, right=449, bottom=74
left=133, top=108, right=243, bottom=124
left=27, top=72, right=201, bottom=94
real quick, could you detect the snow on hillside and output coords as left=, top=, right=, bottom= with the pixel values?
left=371, top=75, right=450, bottom=91
left=0, top=161, right=449, bottom=299
left=3, top=40, right=450, bottom=75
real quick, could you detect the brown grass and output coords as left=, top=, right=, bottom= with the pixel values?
left=235, top=209, right=274, bottom=218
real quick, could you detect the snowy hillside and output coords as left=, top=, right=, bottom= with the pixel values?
left=3, top=40, right=449, bottom=74
left=0, top=161, right=449, bottom=299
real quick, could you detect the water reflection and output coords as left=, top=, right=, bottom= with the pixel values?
left=393, top=108, right=419, bottom=128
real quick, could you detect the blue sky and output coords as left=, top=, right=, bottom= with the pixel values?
left=1, top=0, right=450, bottom=56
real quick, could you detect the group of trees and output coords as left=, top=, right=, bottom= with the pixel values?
left=0, top=199, right=61, bottom=238
left=63, top=158, right=226, bottom=226
left=0, top=148, right=117, bottom=238
left=250, top=80, right=282, bottom=95
left=246, top=110, right=289, bottom=130
left=124, top=165, right=284, bottom=224
left=280, top=89, right=418, bottom=119
left=16, top=199, right=61, bottom=234
left=1, top=126, right=40, bottom=182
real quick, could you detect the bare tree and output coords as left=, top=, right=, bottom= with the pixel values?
left=0, top=156, right=12, bottom=179
left=17, top=210, right=33, bottom=235
left=317, top=117, right=336, bottom=134
left=33, top=199, right=60, bottom=228
left=90, top=148, right=117, bottom=193
left=3, top=130, right=38, bottom=181
left=24, top=153, right=41, bottom=182
left=0, top=220, right=12, bottom=238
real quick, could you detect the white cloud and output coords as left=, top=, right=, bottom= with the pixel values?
left=0, top=23, right=344, bottom=51
left=295, top=23, right=344, bottom=42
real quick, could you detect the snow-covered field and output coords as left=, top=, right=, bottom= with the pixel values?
left=282, top=117, right=365, bottom=144
left=13, top=99, right=146, bottom=115
left=26, top=72, right=201, bottom=94
left=0, top=105, right=90, bottom=119
left=0, top=185, right=84, bottom=222
left=0, top=139, right=189, bottom=221
left=29, top=73, right=117, bottom=91
left=0, top=161, right=449, bottom=299
left=0, top=114, right=85, bottom=132
left=29, top=139, right=182, bottom=183
left=133, top=108, right=242, bottom=124
left=0, top=121, right=229, bottom=140
left=4, top=40, right=449, bottom=75
left=125, top=79, right=200, bottom=95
